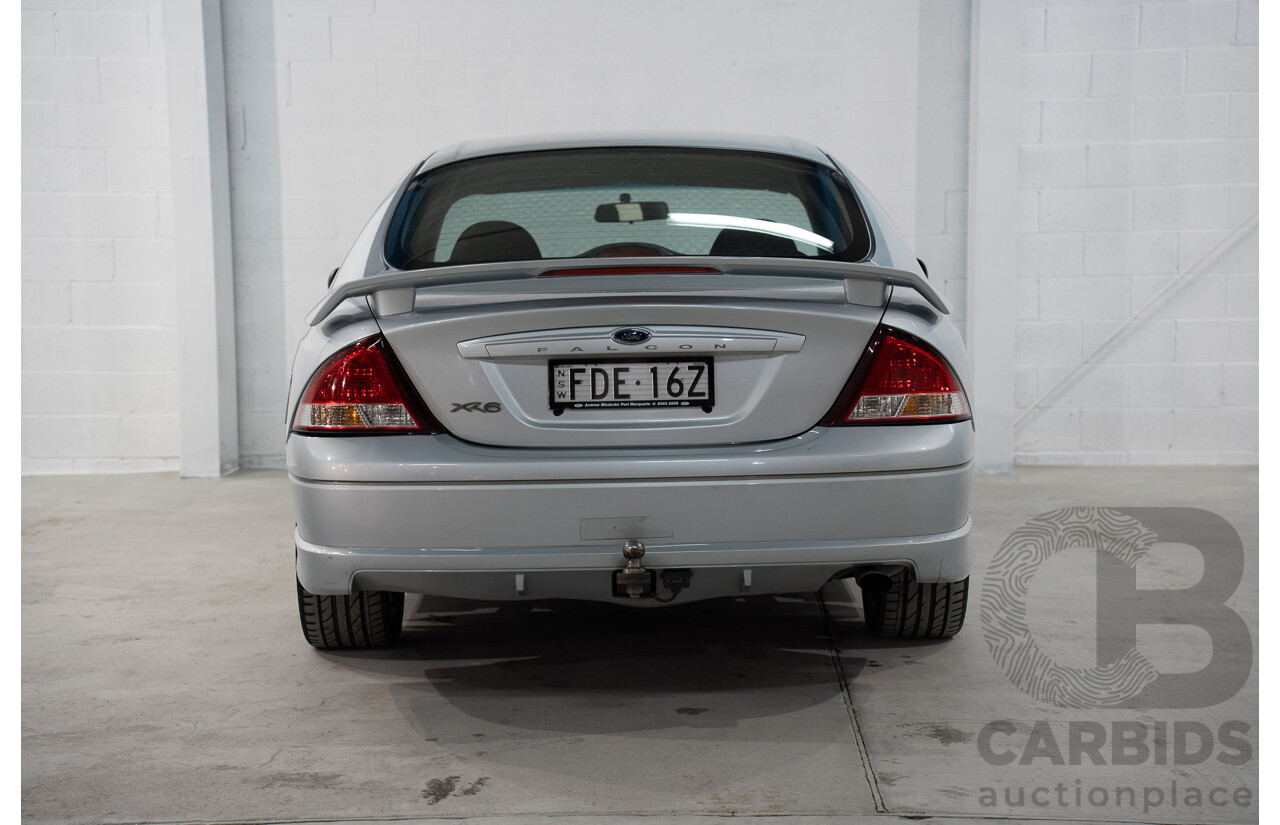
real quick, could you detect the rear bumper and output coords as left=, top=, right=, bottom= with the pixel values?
left=289, top=424, right=973, bottom=602
left=295, top=517, right=971, bottom=605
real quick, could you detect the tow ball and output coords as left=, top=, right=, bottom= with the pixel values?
left=612, top=540, right=693, bottom=601
left=613, top=539, right=653, bottom=599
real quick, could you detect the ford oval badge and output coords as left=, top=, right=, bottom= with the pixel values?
left=611, top=328, right=652, bottom=345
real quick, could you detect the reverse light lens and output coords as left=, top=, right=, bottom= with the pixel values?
left=296, top=402, right=416, bottom=429
left=293, top=336, right=435, bottom=433
left=832, top=328, right=971, bottom=424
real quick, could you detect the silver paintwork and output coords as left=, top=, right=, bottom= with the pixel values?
left=420, top=130, right=839, bottom=172
left=308, top=255, right=947, bottom=326
left=455, top=326, right=806, bottom=358
left=290, top=459, right=971, bottom=577
left=294, top=519, right=973, bottom=607
left=287, top=423, right=973, bottom=484
left=402, top=273, right=876, bottom=313
left=376, top=298, right=882, bottom=448
left=288, top=132, right=975, bottom=605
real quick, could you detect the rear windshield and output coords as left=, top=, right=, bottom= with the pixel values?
left=384, top=147, right=873, bottom=269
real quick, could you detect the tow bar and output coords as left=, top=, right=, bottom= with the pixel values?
left=613, top=539, right=653, bottom=598
left=612, top=539, right=692, bottom=602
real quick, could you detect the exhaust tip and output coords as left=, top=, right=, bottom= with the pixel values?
left=854, top=571, right=897, bottom=594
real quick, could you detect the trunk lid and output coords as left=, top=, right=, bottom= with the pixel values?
left=376, top=271, right=884, bottom=448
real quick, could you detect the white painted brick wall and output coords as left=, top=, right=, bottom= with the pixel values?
left=21, top=0, right=179, bottom=474
left=1016, top=0, right=1257, bottom=465
left=912, top=0, right=972, bottom=334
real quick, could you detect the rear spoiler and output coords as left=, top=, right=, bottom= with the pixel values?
left=305, top=256, right=949, bottom=326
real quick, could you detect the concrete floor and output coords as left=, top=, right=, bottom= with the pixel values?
left=23, top=467, right=1257, bottom=824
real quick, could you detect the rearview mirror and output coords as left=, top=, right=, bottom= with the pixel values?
left=595, top=195, right=669, bottom=223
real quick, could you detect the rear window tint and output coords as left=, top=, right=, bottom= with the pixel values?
left=385, top=148, right=872, bottom=269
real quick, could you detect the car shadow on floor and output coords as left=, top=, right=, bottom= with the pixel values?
left=316, top=586, right=955, bottom=741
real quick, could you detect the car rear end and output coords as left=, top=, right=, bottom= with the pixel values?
left=287, top=135, right=974, bottom=645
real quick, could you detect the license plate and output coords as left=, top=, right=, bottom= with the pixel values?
left=549, top=357, right=715, bottom=412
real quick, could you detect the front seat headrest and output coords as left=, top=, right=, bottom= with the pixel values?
left=709, top=228, right=800, bottom=257
left=449, top=221, right=541, bottom=264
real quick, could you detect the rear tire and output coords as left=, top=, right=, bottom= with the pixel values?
left=861, top=571, right=968, bottom=638
left=296, top=578, right=404, bottom=649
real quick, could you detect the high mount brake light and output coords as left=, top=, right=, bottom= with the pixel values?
left=823, top=326, right=971, bottom=425
left=292, top=335, right=441, bottom=433
left=538, top=266, right=721, bottom=277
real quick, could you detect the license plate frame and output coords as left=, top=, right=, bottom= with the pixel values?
left=549, top=357, right=716, bottom=413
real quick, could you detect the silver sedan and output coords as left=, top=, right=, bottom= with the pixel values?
left=288, top=132, right=973, bottom=648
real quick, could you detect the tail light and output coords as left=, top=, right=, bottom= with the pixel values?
left=292, top=335, right=442, bottom=433
left=823, top=326, right=971, bottom=425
